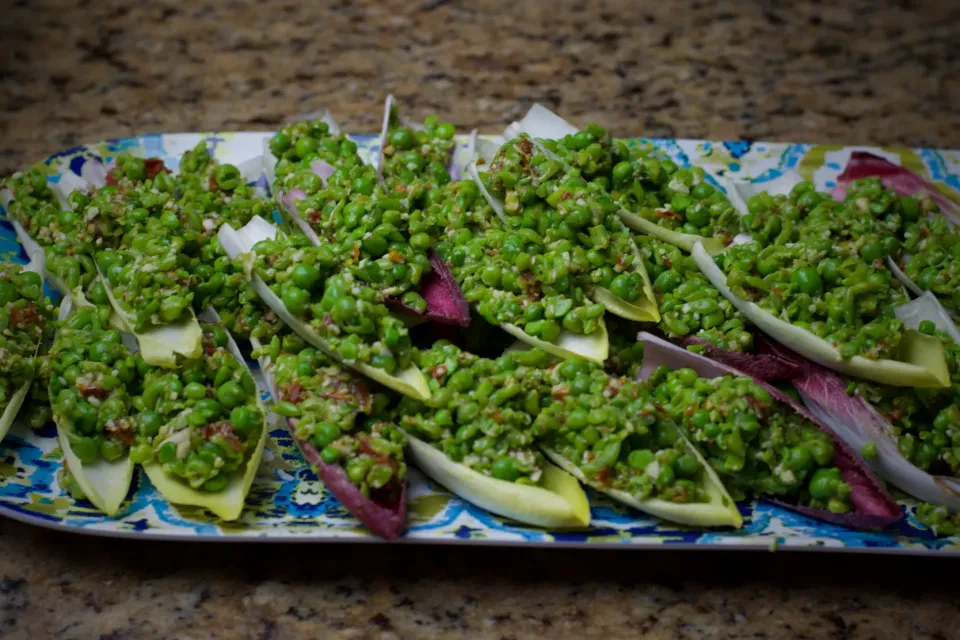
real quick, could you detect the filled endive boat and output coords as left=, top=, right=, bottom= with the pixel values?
left=218, top=216, right=431, bottom=400
left=637, top=332, right=902, bottom=529
left=691, top=239, right=950, bottom=388
left=525, top=347, right=742, bottom=527
left=794, top=294, right=960, bottom=512
left=502, top=103, right=732, bottom=255
left=471, top=129, right=660, bottom=324
left=265, top=109, right=471, bottom=327
left=388, top=341, right=590, bottom=528
left=131, top=315, right=268, bottom=521
left=48, top=299, right=137, bottom=516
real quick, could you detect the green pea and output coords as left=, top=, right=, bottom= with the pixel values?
left=282, top=285, right=310, bottom=315
left=786, top=446, right=813, bottom=471
left=195, top=398, right=222, bottom=420
left=295, top=136, right=318, bottom=158
left=612, top=161, right=633, bottom=183
left=860, top=241, right=886, bottom=262
left=692, top=183, right=716, bottom=199
left=410, top=232, right=432, bottom=251
left=675, top=368, right=698, bottom=387
left=436, top=123, right=456, bottom=140
left=654, top=269, right=681, bottom=294
left=157, top=441, right=178, bottom=464
left=216, top=381, right=246, bottom=410
left=918, top=320, right=937, bottom=335
left=270, top=132, right=291, bottom=155
left=353, top=176, right=374, bottom=196
left=320, top=446, right=341, bottom=464
left=808, top=468, right=841, bottom=499
left=230, top=406, right=260, bottom=433
left=447, top=369, right=475, bottom=392
left=670, top=194, right=692, bottom=212
left=312, top=422, right=341, bottom=449
left=628, top=449, right=654, bottom=470
left=791, top=267, right=823, bottom=296
left=291, top=264, right=322, bottom=290
left=609, top=273, right=634, bottom=300
left=89, top=342, right=113, bottom=363
left=183, top=382, right=207, bottom=400
left=100, top=439, right=125, bottom=462
left=675, top=454, right=700, bottom=477
left=690, top=409, right=711, bottom=429
left=389, top=128, right=414, bottom=151
left=74, top=402, right=98, bottom=435
left=138, top=411, right=163, bottom=437
left=492, top=457, right=521, bottom=482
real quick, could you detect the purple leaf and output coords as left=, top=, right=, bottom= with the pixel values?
left=676, top=333, right=808, bottom=381
left=386, top=249, right=471, bottom=327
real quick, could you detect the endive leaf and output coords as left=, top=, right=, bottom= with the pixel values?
left=691, top=240, right=950, bottom=388
left=95, top=265, right=203, bottom=368
left=543, top=446, right=742, bottom=528
left=618, top=210, right=726, bottom=255
left=407, top=435, right=590, bottom=528
left=500, top=318, right=609, bottom=365
left=51, top=298, right=134, bottom=516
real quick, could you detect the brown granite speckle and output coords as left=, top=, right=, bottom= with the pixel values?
left=2, top=1, right=960, bottom=637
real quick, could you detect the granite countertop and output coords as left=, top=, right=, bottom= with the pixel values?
left=2, top=0, right=960, bottom=637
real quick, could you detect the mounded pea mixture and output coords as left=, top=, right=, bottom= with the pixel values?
left=719, top=239, right=907, bottom=360
left=131, top=323, right=263, bottom=491
left=2, top=144, right=271, bottom=337
left=0, top=265, right=53, bottom=417
left=251, top=233, right=413, bottom=373
left=485, top=137, right=652, bottom=307
left=46, top=308, right=141, bottom=468
left=380, top=112, right=457, bottom=197
left=648, top=366, right=853, bottom=513
left=532, top=125, right=741, bottom=242
left=389, top=341, right=547, bottom=484
left=532, top=357, right=713, bottom=504
left=262, top=331, right=406, bottom=499
left=638, top=236, right=753, bottom=351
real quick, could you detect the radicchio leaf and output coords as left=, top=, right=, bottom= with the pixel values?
left=676, top=332, right=809, bottom=382
left=637, top=332, right=902, bottom=529
left=385, top=249, right=471, bottom=327
left=794, top=364, right=960, bottom=512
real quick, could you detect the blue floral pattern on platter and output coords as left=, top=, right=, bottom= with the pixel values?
left=2, top=132, right=959, bottom=553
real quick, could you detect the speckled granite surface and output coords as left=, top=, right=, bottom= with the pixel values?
left=2, top=0, right=960, bottom=637
left=2, top=0, right=959, bottom=174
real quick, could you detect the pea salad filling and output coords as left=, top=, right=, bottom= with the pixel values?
left=131, top=323, right=265, bottom=493
left=5, top=110, right=960, bottom=540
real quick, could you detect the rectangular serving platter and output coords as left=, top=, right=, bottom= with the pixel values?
left=1, top=131, right=959, bottom=553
